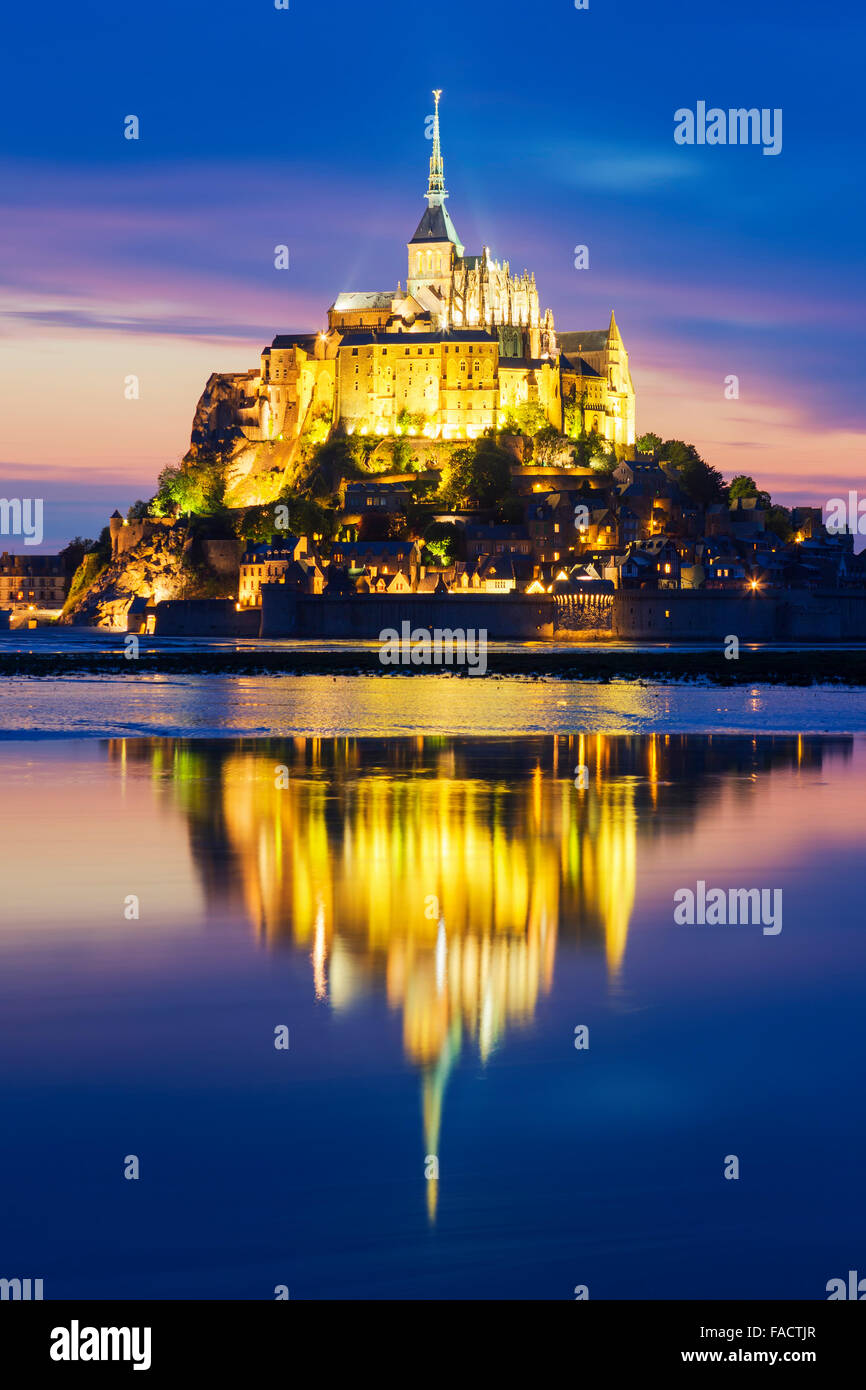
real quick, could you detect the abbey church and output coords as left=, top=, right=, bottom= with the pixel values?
left=201, top=93, right=635, bottom=459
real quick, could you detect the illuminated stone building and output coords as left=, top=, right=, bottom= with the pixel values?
left=0, top=551, right=68, bottom=612
left=194, top=92, right=635, bottom=463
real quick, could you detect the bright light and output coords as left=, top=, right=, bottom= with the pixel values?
left=749, top=579, right=759, bottom=591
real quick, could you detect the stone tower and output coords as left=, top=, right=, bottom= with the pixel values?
left=407, top=91, right=464, bottom=317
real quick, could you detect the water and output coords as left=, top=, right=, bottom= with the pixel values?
left=0, top=725, right=863, bottom=1299
left=3, top=673, right=866, bottom=738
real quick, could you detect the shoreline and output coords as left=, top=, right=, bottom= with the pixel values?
left=2, top=646, right=866, bottom=684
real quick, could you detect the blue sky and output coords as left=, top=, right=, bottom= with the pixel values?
left=1, top=0, right=864, bottom=546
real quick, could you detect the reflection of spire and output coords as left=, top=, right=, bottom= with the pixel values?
left=113, top=730, right=851, bottom=1223
left=596, top=783, right=637, bottom=976
left=422, top=1021, right=460, bottom=1224
left=133, top=734, right=649, bottom=1218
left=426, top=89, right=448, bottom=205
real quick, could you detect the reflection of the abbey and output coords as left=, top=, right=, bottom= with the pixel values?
left=107, top=733, right=850, bottom=1221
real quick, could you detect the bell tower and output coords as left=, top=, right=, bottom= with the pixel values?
left=407, top=90, right=464, bottom=318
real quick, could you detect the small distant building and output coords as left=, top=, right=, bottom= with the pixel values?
left=126, top=596, right=157, bottom=635
left=459, top=552, right=535, bottom=593
left=703, top=541, right=748, bottom=587
left=342, top=479, right=412, bottom=519
left=638, top=536, right=682, bottom=588
left=327, top=539, right=421, bottom=584
left=0, top=552, right=68, bottom=611
left=239, top=537, right=320, bottom=607
left=605, top=547, right=655, bottom=590
left=464, top=523, right=531, bottom=560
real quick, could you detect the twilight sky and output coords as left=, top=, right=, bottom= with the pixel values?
left=1, top=0, right=864, bottom=549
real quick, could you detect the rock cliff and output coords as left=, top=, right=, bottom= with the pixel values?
left=63, top=527, right=196, bottom=628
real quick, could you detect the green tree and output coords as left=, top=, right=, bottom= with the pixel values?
left=532, top=425, right=563, bottom=466
left=765, top=505, right=793, bottom=542
left=503, top=402, right=548, bottom=436
left=422, top=521, right=463, bottom=566
left=396, top=408, right=425, bottom=434
left=590, top=445, right=618, bottom=474
left=573, top=431, right=612, bottom=469
left=87, top=527, right=113, bottom=565
left=636, top=432, right=662, bottom=455
left=390, top=434, right=413, bottom=472
left=58, top=537, right=92, bottom=573
left=729, top=474, right=771, bottom=509
left=660, top=440, right=727, bottom=506
left=298, top=438, right=365, bottom=501
left=439, top=439, right=513, bottom=508
left=301, top=405, right=333, bottom=448
left=155, top=455, right=226, bottom=516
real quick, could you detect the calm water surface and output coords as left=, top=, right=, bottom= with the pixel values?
left=0, top=726, right=864, bottom=1299
left=3, top=673, right=866, bottom=737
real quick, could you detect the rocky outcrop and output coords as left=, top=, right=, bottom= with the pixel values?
left=63, top=527, right=193, bottom=628
left=190, top=371, right=260, bottom=448
left=187, top=371, right=301, bottom=509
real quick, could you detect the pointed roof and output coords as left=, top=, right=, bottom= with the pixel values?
left=426, top=89, right=447, bottom=203
left=557, top=330, right=609, bottom=354
left=410, top=201, right=463, bottom=248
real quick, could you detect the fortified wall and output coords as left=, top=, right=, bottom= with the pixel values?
left=260, top=590, right=554, bottom=640
left=612, top=590, right=866, bottom=641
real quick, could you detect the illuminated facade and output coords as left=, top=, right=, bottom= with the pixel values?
left=195, top=92, right=635, bottom=460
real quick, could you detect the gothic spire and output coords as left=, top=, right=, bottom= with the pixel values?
left=426, top=89, right=448, bottom=205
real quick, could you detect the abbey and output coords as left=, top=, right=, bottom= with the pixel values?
left=206, top=92, right=635, bottom=456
